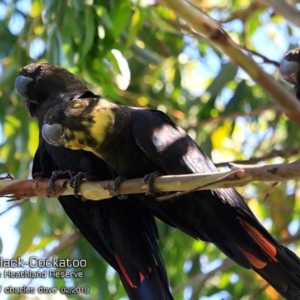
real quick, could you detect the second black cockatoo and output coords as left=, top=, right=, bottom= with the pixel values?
left=14, top=63, right=173, bottom=300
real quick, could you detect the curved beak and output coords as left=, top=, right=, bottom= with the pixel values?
left=280, top=58, right=300, bottom=85
left=14, top=75, right=33, bottom=98
left=42, top=123, right=65, bottom=147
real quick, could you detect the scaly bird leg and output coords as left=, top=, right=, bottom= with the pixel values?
left=144, top=171, right=162, bottom=195
left=48, top=170, right=71, bottom=191
left=113, top=176, right=128, bottom=200
left=69, top=172, right=100, bottom=197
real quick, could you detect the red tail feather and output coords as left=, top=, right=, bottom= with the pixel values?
left=239, top=219, right=277, bottom=267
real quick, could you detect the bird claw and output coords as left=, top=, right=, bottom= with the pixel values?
left=144, top=171, right=162, bottom=195
left=69, top=172, right=100, bottom=197
left=113, top=176, right=128, bottom=200
left=48, top=170, right=68, bottom=191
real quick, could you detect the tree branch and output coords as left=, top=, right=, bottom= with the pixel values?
left=195, top=105, right=280, bottom=126
left=215, top=147, right=300, bottom=168
left=158, top=0, right=300, bottom=120
left=1, top=160, right=300, bottom=201
left=44, top=231, right=82, bottom=258
left=172, top=232, right=300, bottom=296
left=222, top=2, right=266, bottom=23
left=0, top=199, right=28, bottom=216
left=259, top=0, right=300, bottom=27
left=172, top=258, right=234, bottom=295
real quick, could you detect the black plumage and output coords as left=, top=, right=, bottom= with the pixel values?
left=43, top=91, right=300, bottom=299
left=15, top=63, right=173, bottom=300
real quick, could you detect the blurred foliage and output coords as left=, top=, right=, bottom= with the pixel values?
left=0, top=0, right=300, bottom=299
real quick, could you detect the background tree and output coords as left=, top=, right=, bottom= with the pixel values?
left=0, top=0, right=300, bottom=299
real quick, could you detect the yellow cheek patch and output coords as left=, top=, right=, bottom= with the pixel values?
left=63, top=129, right=87, bottom=150
left=57, top=100, right=115, bottom=155
left=89, top=107, right=115, bottom=145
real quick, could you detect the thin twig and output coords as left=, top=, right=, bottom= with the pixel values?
left=172, top=232, right=300, bottom=296
left=44, top=231, right=82, bottom=258
left=258, top=0, right=300, bottom=27
left=279, top=233, right=300, bottom=244
left=249, top=283, right=269, bottom=300
left=190, top=259, right=233, bottom=299
left=158, top=0, right=300, bottom=118
left=215, top=147, right=300, bottom=168
left=0, top=199, right=28, bottom=216
left=172, top=258, right=234, bottom=295
left=162, top=17, right=280, bottom=68
left=196, top=105, right=280, bottom=126
left=25, top=231, right=82, bottom=286
left=240, top=47, right=280, bottom=67
left=222, top=2, right=266, bottom=23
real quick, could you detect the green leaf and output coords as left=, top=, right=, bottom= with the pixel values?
left=125, top=9, right=144, bottom=49
left=269, top=185, right=296, bottom=237
left=206, top=63, right=238, bottom=98
left=224, top=80, right=247, bottom=114
left=13, top=205, right=42, bottom=258
left=109, top=1, right=132, bottom=38
left=95, top=6, right=113, bottom=29
left=80, top=7, right=95, bottom=59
